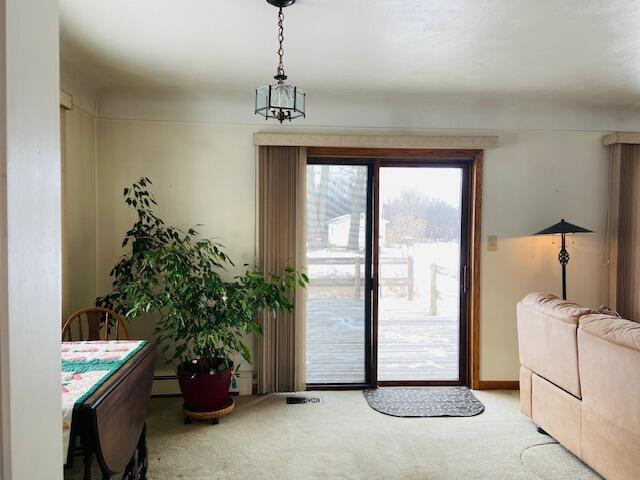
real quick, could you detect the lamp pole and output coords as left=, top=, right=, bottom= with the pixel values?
left=558, top=233, right=569, bottom=300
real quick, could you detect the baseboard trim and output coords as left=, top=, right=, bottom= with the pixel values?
left=151, top=391, right=240, bottom=399
left=477, top=380, right=519, bottom=390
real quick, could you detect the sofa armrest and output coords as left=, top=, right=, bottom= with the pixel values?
left=517, top=294, right=586, bottom=397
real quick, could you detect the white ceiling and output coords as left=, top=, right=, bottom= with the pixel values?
left=60, top=0, right=640, bottom=110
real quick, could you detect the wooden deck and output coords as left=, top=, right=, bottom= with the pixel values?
left=306, top=298, right=459, bottom=384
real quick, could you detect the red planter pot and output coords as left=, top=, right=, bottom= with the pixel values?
left=177, top=365, right=232, bottom=412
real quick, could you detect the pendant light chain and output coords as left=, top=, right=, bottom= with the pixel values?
left=276, top=7, right=286, bottom=80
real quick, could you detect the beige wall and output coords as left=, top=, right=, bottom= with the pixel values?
left=480, top=130, right=608, bottom=380
left=96, top=120, right=257, bottom=392
left=87, top=119, right=610, bottom=384
left=63, top=106, right=97, bottom=318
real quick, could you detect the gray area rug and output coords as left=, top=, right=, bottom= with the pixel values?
left=363, top=386, right=485, bottom=417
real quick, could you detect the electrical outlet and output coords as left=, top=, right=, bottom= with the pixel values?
left=488, top=235, right=498, bottom=251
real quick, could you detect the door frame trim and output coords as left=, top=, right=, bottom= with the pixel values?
left=305, top=148, right=484, bottom=390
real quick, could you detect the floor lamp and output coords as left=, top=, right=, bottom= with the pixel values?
left=533, top=219, right=593, bottom=300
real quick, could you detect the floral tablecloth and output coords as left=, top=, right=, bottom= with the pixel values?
left=61, top=340, right=147, bottom=459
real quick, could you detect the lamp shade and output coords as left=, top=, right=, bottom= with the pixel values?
left=533, top=219, right=593, bottom=236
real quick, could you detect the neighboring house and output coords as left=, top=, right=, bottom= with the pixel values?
left=327, top=213, right=388, bottom=249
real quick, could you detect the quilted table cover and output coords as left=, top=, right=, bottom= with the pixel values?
left=61, top=340, right=147, bottom=458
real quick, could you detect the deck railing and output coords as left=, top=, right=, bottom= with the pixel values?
left=307, top=256, right=414, bottom=300
left=308, top=256, right=458, bottom=313
left=429, top=264, right=458, bottom=315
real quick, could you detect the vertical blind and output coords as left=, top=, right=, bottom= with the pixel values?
left=607, top=142, right=640, bottom=321
left=256, top=146, right=307, bottom=393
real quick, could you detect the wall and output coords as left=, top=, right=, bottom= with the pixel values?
left=0, top=0, right=63, bottom=478
left=91, top=116, right=611, bottom=385
left=62, top=105, right=97, bottom=318
left=480, top=130, right=608, bottom=380
left=96, top=120, right=257, bottom=393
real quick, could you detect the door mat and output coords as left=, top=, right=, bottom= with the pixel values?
left=363, top=387, right=484, bottom=417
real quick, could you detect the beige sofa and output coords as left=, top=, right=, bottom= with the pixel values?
left=517, top=293, right=640, bottom=480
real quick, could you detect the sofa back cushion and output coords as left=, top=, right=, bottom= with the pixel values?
left=580, top=314, right=640, bottom=356
left=520, top=293, right=592, bottom=323
left=517, top=293, right=590, bottom=398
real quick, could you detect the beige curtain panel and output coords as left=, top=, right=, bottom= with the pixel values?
left=256, top=146, right=307, bottom=393
left=606, top=141, right=640, bottom=321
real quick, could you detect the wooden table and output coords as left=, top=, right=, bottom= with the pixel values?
left=65, top=343, right=156, bottom=480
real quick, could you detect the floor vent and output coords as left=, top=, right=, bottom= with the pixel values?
left=286, top=396, right=322, bottom=405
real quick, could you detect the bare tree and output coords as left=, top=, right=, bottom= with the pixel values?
left=347, top=167, right=367, bottom=251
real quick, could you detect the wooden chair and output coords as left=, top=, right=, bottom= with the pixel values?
left=62, top=307, right=135, bottom=479
left=62, top=307, right=129, bottom=341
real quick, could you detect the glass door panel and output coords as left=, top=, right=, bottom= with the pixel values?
left=305, top=163, right=371, bottom=385
left=377, top=166, right=464, bottom=382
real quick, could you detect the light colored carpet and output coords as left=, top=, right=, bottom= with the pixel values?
left=65, top=390, right=601, bottom=480
left=521, top=443, right=603, bottom=480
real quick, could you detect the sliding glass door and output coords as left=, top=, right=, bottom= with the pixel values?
left=377, top=165, right=468, bottom=384
left=305, top=158, right=470, bottom=387
left=305, top=162, right=372, bottom=385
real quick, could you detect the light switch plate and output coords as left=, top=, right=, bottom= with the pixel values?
left=488, top=235, right=498, bottom=251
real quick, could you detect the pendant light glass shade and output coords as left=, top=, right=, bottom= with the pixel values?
left=255, top=0, right=305, bottom=123
left=255, top=82, right=305, bottom=123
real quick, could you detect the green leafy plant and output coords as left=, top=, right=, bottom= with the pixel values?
left=98, top=177, right=308, bottom=374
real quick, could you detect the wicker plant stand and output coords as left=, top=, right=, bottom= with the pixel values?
left=183, top=396, right=235, bottom=425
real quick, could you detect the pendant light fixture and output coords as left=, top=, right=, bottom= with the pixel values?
left=255, top=0, right=305, bottom=123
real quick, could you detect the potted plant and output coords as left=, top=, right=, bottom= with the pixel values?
left=98, top=177, right=308, bottom=412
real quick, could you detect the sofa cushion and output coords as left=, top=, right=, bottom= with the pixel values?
left=520, top=293, right=592, bottom=324
left=578, top=315, right=640, bottom=480
left=579, top=314, right=640, bottom=350
left=581, top=407, right=640, bottom=480
left=517, top=293, right=590, bottom=398
left=531, top=373, right=582, bottom=457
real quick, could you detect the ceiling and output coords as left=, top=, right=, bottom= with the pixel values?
left=60, top=0, right=640, bottom=109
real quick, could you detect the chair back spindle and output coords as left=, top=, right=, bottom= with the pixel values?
left=62, top=307, right=129, bottom=341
